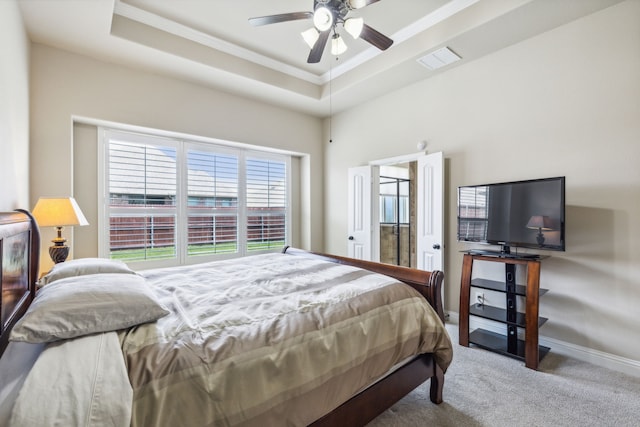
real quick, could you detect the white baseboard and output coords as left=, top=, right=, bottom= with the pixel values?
left=445, top=311, right=640, bottom=378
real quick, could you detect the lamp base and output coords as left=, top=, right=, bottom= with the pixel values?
left=49, top=239, right=70, bottom=263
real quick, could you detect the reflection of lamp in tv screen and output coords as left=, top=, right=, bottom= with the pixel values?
left=527, top=215, right=553, bottom=246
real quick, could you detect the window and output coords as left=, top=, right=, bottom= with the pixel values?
left=100, top=129, right=290, bottom=267
left=186, top=148, right=239, bottom=256
left=379, top=195, right=410, bottom=224
left=379, top=177, right=409, bottom=224
left=246, top=158, right=287, bottom=251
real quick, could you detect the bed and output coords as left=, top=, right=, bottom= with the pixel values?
left=0, top=210, right=452, bottom=426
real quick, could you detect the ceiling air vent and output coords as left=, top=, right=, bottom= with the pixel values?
left=417, top=47, right=461, bottom=70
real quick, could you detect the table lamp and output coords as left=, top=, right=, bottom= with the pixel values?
left=32, top=197, right=89, bottom=263
left=526, top=215, right=552, bottom=246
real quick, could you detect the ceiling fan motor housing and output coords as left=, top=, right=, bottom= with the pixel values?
left=315, top=0, right=350, bottom=25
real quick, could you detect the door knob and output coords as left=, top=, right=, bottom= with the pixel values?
left=432, top=244, right=441, bottom=250
left=348, top=236, right=354, bottom=240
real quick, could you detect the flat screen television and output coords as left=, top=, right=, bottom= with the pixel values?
left=457, top=176, right=565, bottom=255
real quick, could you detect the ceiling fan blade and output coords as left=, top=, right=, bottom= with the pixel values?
left=307, top=30, right=331, bottom=64
left=249, top=11, right=313, bottom=27
left=360, top=23, right=393, bottom=50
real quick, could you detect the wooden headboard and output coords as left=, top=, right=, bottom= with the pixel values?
left=0, top=210, right=40, bottom=356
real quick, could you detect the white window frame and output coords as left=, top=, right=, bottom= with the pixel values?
left=98, top=128, right=291, bottom=269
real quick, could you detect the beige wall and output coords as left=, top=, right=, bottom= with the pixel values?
left=0, top=0, right=30, bottom=211
left=30, top=44, right=324, bottom=272
left=324, top=1, right=640, bottom=361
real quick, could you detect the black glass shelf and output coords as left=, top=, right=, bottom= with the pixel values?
left=469, top=303, right=548, bottom=328
left=470, top=278, right=549, bottom=297
left=469, top=328, right=550, bottom=362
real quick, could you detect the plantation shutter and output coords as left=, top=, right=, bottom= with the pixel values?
left=246, top=157, right=287, bottom=252
left=186, top=148, right=239, bottom=256
left=101, top=128, right=291, bottom=266
left=108, top=139, right=178, bottom=261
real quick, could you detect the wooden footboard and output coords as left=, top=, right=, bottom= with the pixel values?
left=282, top=246, right=445, bottom=323
left=282, top=246, right=446, bottom=426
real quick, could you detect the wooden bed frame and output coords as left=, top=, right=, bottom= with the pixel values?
left=0, top=211, right=445, bottom=426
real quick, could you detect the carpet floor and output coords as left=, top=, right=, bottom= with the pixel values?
left=367, top=325, right=640, bottom=427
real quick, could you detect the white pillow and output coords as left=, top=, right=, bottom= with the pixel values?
left=39, top=257, right=136, bottom=286
left=10, top=273, right=169, bottom=343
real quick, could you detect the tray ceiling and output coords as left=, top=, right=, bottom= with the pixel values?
left=18, top=0, right=622, bottom=117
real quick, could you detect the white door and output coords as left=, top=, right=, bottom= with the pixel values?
left=347, top=165, right=380, bottom=261
left=416, top=152, right=444, bottom=272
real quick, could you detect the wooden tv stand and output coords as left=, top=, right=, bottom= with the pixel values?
left=459, top=252, right=549, bottom=370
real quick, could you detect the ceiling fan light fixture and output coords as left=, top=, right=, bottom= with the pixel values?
left=331, top=33, right=348, bottom=55
left=344, top=17, right=364, bottom=39
left=348, top=0, right=367, bottom=9
left=313, top=7, right=333, bottom=32
left=301, top=27, right=320, bottom=49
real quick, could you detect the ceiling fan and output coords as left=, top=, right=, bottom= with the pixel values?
left=249, top=0, right=393, bottom=64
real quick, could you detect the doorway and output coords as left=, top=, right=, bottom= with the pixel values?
left=347, top=151, right=443, bottom=273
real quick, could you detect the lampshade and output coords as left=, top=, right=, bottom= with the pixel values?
left=32, top=197, right=89, bottom=263
left=331, top=34, right=348, bottom=55
left=313, top=7, right=333, bottom=32
left=301, top=27, right=320, bottom=49
left=32, top=197, right=89, bottom=227
left=344, top=17, right=364, bottom=39
left=526, top=215, right=552, bottom=230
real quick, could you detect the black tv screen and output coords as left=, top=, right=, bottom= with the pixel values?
left=457, top=177, right=565, bottom=253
